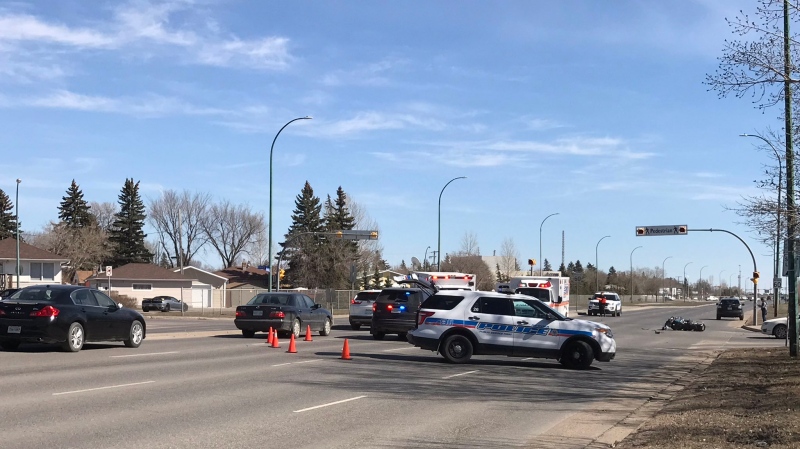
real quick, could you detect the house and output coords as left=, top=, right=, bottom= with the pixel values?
left=86, top=263, right=211, bottom=308
left=214, top=263, right=271, bottom=307
left=0, top=238, right=70, bottom=289
left=173, top=266, right=229, bottom=309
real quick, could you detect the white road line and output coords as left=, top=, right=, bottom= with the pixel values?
left=294, top=359, right=322, bottom=364
left=111, top=351, right=179, bottom=358
left=293, top=396, right=366, bottom=413
left=442, top=370, right=479, bottom=379
left=271, top=362, right=292, bottom=367
left=382, top=347, right=416, bottom=352
left=53, top=381, right=155, bottom=396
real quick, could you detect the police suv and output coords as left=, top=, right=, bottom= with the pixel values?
left=407, top=290, right=616, bottom=369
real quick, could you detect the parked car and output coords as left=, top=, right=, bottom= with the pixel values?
left=587, top=292, right=622, bottom=316
left=142, top=296, right=188, bottom=312
left=761, top=317, right=788, bottom=339
left=234, top=292, right=332, bottom=338
left=0, top=285, right=146, bottom=352
left=407, top=291, right=616, bottom=369
left=716, top=297, right=744, bottom=320
left=349, top=290, right=381, bottom=330
left=0, top=288, right=20, bottom=300
left=371, top=278, right=437, bottom=340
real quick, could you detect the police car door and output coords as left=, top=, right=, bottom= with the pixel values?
left=468, top=296, right=515, bottom=356
left=511, top=298, right=561, bottom=357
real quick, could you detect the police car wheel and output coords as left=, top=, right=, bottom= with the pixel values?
left=442, top=334, right=473, bottom=364
left=561, top=340, right=593, bottom=370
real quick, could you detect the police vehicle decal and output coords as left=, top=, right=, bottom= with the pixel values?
left=422, top=318, right=593, bottom=338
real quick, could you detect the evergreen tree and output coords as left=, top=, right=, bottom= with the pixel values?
left=543, top=258, right=552, bottom=272
left=108, top=179, right=152, bottom=266
left=319, top=187, right=358, bottom=289
left=0, top=188, right=19, bottom=240
left=361, top=265, right=370, bottom=289
left=567, top=261, right=576, bottom=273
left=607, top=266, right=618, bottom=286
left=58, top=179, right=93, bottom=228
left=495, top=263, right=504, bottom=283
left=280, top=181, right=324, bottom=287
left=372, top=264, right=381, bottom=287
left=559, top=262, right=568, bottom=277
left=399, top=260, right=408, bottom=274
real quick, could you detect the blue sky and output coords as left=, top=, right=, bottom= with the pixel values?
left=0, top=0, right=785, bottom=290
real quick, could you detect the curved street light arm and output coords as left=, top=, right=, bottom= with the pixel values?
left=437, top=176, right=467, bottom=271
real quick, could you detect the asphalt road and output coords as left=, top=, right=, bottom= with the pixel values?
left=0, top=303, right=782, bottom=449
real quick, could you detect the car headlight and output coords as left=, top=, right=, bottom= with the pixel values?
left=596, top=327, right=613, bottom=339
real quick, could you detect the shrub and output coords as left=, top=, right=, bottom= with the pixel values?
left=110, top=292, right=139, bottom=309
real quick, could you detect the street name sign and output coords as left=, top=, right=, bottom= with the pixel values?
left=635, top=225, right=688, bottom=236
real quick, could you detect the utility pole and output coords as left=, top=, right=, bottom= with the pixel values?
left=784, top=0, right=798, bottom=356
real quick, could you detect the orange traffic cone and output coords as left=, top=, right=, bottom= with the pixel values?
left=287, top=334, right=297, bottom=353
left=341, top=339, right=352, bottom=360
left=267, top=327, right=274, bottom=345
left=304, top=325, right=313, bottom=342
left=271, top=332, right=280, bottom=348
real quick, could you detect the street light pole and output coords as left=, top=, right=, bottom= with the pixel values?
left=15, top=178, right=21, bottom=288
left=595, top=235, right=610, bottom=292
left=699, top=265, right=708, bottom=300
left=437, top=176, right=466, bottom=271
left=539, top=213, right=559, bottom=275
left=630, top=246, right=642, bottom=302
left=661, top=256, right=673, bottom=302
left=268, top=116, right=311, bottom=292
left=741, top=133, right=782, bottom=318
left=683, top=262, right=693, bottom=302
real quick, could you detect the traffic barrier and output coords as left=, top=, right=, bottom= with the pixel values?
left=267, top=327, right=274, bottom=345
left=341, top=339, right=352, bottom=360
left=287, top=334, right=297, bottom=353
left=304, top=325, right=313, bottom=342
left=271, top=332, right=280, bottom=348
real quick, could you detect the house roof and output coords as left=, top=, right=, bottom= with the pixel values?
left=174, top=266, right=228, bottom=281
left=0, top=238, right=69, bottom=261
left=215, top=265, right=270, bottom=281
left=87, top=263, right=196, bottom=281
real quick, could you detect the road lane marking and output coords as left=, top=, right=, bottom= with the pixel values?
left=294, top=359, right=322, bottom=364
left=293, top=396, right=366, bottom=413
left=111, top=351, right=179, bottom=358
left=271, top=362, right=292, bottom=367
left=442, top=370, right=478, bottom=379
left=382, top=347, right=416, bottom=352
left=53, top=381, right=155, bottom=396
left=271, top=359, right=322, bottom=367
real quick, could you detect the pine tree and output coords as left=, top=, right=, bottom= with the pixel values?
left=559, top=262, right=568, bottom=277
left=280, top=181, right=324, bottom=287
left=607, top=266, right=618, bottom=287
left=495, top=263, right=504, bottom=282
left=361, top=265, right=370, bottom=289
left=543, top=258, right=552, bottom=272
left=58, top=179, right=93, bottom=228
left=108, top=179, right=152, bottom=266
left=0, top=188, right=19, bottom=240
left=319, top=187, right=359, bottom=289
left=372, top=264, right=381, bottom=287
left=399, top=260, right=408, bottom=274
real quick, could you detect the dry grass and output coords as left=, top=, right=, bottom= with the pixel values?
left=617, top=347, right=800, bottom=448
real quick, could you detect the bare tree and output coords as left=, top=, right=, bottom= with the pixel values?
left=88, top=201, right=117, bottom=231
left=348, top=198, right=384, bottom=275
left=459, top=231, right=480, bottom=256
left=498, top=237, right=519, bottom=281
left=441, top=255, right=494, bottom=291
left=245, top=216, right=269, bottom=266
left=201, top=200, right=266, bottom=269
left=29, top=222, right=110, bottom=283
left=148, top=190, right=211, bottom=267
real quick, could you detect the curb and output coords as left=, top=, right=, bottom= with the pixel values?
left=741, top=325, right=761, bottom=333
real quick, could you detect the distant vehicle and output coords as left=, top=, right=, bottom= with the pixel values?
left=142, top=296, right=188, bottom=312
left=407, top=290, right=616, bottom=369
left=495, top=273, right=570, bottom=317
left=716, top=297, right=744, bottom=320
left=761, top=317, right=788, bottom=339
left=587, top=292, right=622, bottom=316
left=349, top=290, right=381, bottom=330
left=410, top=272, right=476, bottom=291
left=371, top=277, right=437, bottom=340
left=0, top=288, right=20, bottom=300
left=0, top=285, right=145, bottom=352
left=234, top=292, right=332, bottom=339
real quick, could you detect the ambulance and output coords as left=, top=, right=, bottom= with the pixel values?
left=495, top=272, right=570, bottom=316
left=410, top=272, right=477, bottom=291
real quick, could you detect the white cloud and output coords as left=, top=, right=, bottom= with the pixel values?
left=322, top=58, right=408, bottom=87
left=525, top=118, right=567, bottom=131
left=196, top=37, right=292, bottom=70
left=0, top=13, right=116, bottom=48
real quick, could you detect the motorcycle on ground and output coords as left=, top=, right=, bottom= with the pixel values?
left=662, top=316, right=706, bottom=332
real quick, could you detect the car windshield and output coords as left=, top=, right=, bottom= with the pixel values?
left=515, top=288, right=550, bottom=301
left=376, top=289, right=419, bottom=303
left=592, top=294, right=618, bottom=301
left=9, top=287, right=69, bottom=302
left=248, top=294, right=290, bottom=305
left=354, top=292, right=380, bottom=302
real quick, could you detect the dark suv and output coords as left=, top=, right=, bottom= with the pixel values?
left=717, top=297, right=744, bottom=320
left=371, top=279, right=436, bottom=340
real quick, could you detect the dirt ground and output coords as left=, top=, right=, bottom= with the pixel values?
left=616, top=346, right=800, bottom=448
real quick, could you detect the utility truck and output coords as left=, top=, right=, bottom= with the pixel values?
left=495, top=272, right=570, bottom=317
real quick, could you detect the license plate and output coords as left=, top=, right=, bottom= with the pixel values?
left=727, top=307, right=732, bottom=310
left=253, top=310, right=263, bottom=316
left=391, top=309, right=401, bottom=313
left=8, top=326, right=21, bottom=334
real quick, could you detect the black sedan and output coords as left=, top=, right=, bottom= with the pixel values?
left=0, top=288, right=20, bottom=299
left=234, top=292, right=332, bottom=338
left=0, top=285, right=146, bottom=352
left=142, top=296, right=188, bottom=312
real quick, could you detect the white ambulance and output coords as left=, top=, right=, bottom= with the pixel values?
left=495, top=272, right=570, bottom=317
left=411, top=272, right=477, bottom=291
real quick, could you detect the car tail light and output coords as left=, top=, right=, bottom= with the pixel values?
left=0, top=309, right=5, bottom=316
left=372, top=303, right=377, bottom=312
left=30, top=305, right=59, bottom=317
left=235, top=310, right=246, bottom=318
left=269, top=311, right=285, bottom=319
left=418, top=310, right=435, bottom=325
left=351, top=298, right=361, bottom=304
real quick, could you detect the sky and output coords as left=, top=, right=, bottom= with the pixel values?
left=0, top=0, right=788, bottom=291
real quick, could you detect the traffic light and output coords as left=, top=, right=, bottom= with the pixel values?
left=528, top=259, right=536, bottom=266
left=279, top=269, right=285, bottom=280
left=752, top=271, right=759, bottom=284
left=335, top=231, right=343, bottom=239
left=636, top=227, right=646, bottom=236
left=677, top=226, right=687, bottom=235
left=370, top=231, right=378, bottom=240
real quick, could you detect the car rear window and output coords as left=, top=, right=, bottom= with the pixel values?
left=421, top=294, right=465, bottom=310
left=515, top=288, right=550, bottom=301
left=354, top=291, right=380, bottom=302
left=376, top=289, right=420, bottom=303
left=12, top=287, right=71, bottom=303
left=721, top=299, right=740, bottom=304
left=247, top=294, right=290, bottom=305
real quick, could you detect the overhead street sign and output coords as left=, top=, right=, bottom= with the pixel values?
left=333, top=230, right=379, bottom=241
left=635, top=225, right=688, bottom=236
